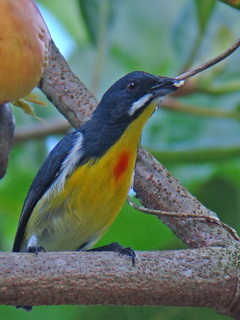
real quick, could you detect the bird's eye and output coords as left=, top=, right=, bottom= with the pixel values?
left=127, top=81, right=139, bottom=92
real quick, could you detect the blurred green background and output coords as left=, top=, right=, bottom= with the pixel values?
left=0, top=0, right=240, bottom=319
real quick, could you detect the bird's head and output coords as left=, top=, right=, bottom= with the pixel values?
left=92, top=71, right=184, bottom=124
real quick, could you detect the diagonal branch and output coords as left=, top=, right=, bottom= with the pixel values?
left=127, top=197, right=240, bottom=241
left=176, top=38, right=240, bottom=80
left=38, top=40, right=240, bottom=249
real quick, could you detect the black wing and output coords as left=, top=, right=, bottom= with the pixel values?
left=12, top=131, right=79, bottom=252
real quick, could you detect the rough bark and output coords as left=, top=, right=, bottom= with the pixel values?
left=1, top=247, right=240, bottom=319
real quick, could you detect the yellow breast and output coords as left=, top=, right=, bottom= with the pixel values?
left=24, top=101, right=157, bottom=251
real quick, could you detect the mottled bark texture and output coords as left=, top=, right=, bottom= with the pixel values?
left=1, top=40, right=239, bottom=319
left=1, top=247, right=240, bottom=317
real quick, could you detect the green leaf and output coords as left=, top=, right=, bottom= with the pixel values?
left=78, top=0, right=117, bottom=46
left=194, top=0, right=216, bottom=33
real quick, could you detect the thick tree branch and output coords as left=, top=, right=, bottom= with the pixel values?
left=38, top=41, right=98, bottom=128
left=1, top=248, right=240, bottom=319
left=134, top=147, right=238, bottom=248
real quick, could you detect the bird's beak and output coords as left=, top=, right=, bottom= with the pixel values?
left=150, top=77, right=185, bottom=97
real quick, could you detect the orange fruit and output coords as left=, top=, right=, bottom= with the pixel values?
left=0, top=0, right=50, bottom=104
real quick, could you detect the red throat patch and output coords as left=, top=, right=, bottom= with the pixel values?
left=113, top=150, right=131, bottom=183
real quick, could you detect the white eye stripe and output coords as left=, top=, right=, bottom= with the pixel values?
left=128, top=93, right=153, bottom=116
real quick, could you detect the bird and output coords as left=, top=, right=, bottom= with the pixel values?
left=13, top=71, right=184, bottom=260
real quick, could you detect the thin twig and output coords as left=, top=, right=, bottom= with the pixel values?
left=162, top=98, right=240, bottom=119
left=13, top=118, right=70, bottom=145
left=176, top=38, right=240, bottom=80
left=127, top=197, right=240, bottom=242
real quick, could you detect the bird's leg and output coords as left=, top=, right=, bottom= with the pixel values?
left=87, top=242, right=136, bottom=266
left=16, top=305, right=33, bottom=312
left=25, top=234, right=45, bottom=256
